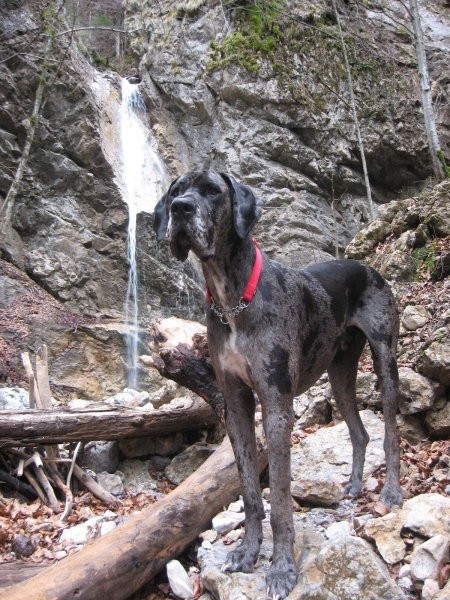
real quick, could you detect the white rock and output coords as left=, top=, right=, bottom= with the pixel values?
left=166, top=559, right=194, bottom=599
left=422, top=578, right=440, bottom=600
left=0, top=387, right=29, bottom=410
left=410, top=534, right=450, bottom=582
left=227, top=498, right=244, bottom=513
left=402, top=305, right=429, bottom=330
left=59, top=516, right=103, bottom=544
left=212, top=511, right=245, bottom=535
left=325, top=520, right=353, bottom=541
left=100, top=521, right=117, bottom=536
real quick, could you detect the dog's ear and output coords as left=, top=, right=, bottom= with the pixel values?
left=153, top=193, right=170, bottom=242
left=220, top=173, right=262, bottom=239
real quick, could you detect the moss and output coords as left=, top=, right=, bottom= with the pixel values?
left=207, top=0, right=284, bottom=74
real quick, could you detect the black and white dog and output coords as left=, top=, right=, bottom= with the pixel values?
left=154, top=171, right=402, bottom=599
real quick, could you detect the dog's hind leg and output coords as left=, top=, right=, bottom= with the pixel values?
left=328, top=327, right=369, bottom=498
left=222, top=380, right=265, bottom=573
left=370, top=339, right=403, bottom=507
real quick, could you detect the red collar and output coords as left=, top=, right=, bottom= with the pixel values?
left=206, top=239, right=262, bottom=306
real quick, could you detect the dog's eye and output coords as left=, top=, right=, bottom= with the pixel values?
left=202, top=184, right=221, bottom=196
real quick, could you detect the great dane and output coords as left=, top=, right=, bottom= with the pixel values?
left=154, top=171, right=402, bottom=599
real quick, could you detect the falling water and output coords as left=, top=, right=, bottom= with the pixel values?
left=119, top=78, right=167, bottom=389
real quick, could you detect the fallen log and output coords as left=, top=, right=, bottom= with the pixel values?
left=0, top=431, right=267, bottom=600
left=0, top=398, right=217, bottom=447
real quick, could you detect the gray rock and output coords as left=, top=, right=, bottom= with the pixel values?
left=83, top=441, right=120, bottom=474
left=424, top=398, right=450, bottom=436
left=401, top=305, right=430, bottom=331
left=199, top=515, right=405, bottom=599
left=116, top=459, right=157, bottom=495
left=0, top=387, right=29, bottom=410
left=119, top=432, right=184, bottom=459
left=398, top=367, right=438, bottom=414
left=211, top=511, right=245, bottom=535
left=165, top=444, right=217, bottom=486
left=396, top=413, right=427, bottom=445
left=291, top=410, right=386, bottom=505
left=410, top=534, right=449, bottom=583
left=418, top=339, right=450, bottom=386
left=97, top=472, right=125, bottom=497
left=293, top=386, right=331, bottom=429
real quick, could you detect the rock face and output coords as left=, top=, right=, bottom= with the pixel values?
left=124, top=0, right=449, bottom=268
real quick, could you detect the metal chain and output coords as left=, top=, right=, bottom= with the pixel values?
left=209, top=298, right=249, bottom=325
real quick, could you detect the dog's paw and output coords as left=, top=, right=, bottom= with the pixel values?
left=380, top=484, right=403, bottom=508
left=222, top=544, right=258, bottom=574
left=266, top=563, right=297, bottom=600
left=342, top=479, right=362, bottom=498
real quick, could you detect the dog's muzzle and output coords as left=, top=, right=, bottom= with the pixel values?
left=169, top=197, right=197, bottom=262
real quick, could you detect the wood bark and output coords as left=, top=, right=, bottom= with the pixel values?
left=409, top=0, right=444, bottom=179
left=0, top=398, right=217, bottom=447
left=0, top=432, right=267, bottom=600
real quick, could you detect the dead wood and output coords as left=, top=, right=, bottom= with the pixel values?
left=0, top=431, right=267, bottom=600
left=141, top=329, right=225, bottom=419
left=0, top=398, right=217, bottom=447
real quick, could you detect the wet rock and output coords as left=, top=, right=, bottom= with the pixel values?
left=119, top=432, right=184, bottom=459
left=401, top=305, right=430, bottom=331
left=291, top=410, right=386, bottom=505
left=165, top=443, right=217, bottom=486
left=398, top=367, right=438, bottom=414
left=83, top=441, right=120, bottom=474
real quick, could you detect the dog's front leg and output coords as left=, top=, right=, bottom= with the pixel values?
left=261, top=398, right=297, bottom=599
left=221, top=379, right=265, bottom=573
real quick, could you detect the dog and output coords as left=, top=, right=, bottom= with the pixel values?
left=154, top=171, right=402, bottom=599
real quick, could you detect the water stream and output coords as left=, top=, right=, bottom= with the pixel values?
left=119, top=78, right=168, bottom=389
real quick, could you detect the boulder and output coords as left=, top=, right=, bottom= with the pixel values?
left=398, top=367, right=437, bottom=414
left=119, top=432, right=184, bottom=459
left=364, top=493, right=450, bottom=564
left=409, top=534, right=449, bottom=583
left=424, top=398, right=450, bottom=437
left=401, top=305, right=430, bottom=331
left=290, top=410, right=386, bottom=505
left=82, top=441, right=120, bottom=474
left=417, top=339, right=450, bottom=386
left=115, top=459, right=158, bottom=495
left=165, top=443, right=217, bottom=486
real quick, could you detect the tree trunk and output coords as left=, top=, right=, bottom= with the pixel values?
left=0, top=432, right=267, bottom=600
left=331, top=0, right=375, bottom=220
left=409, top=0, right=444, bottom=179
left=0, top=399, right=217, bottom=447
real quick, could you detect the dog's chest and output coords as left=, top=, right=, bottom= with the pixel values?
left=218, top=327, right=252, bottom=386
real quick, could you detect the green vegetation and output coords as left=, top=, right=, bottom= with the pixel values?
left=412, top=240, right=437, bottom=279
left=207, top=0, right=283, bottom=73
left=437, top=150, right=450, bottom=179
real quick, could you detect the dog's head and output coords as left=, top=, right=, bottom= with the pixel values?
left=153, top=171, right=261, bottom=262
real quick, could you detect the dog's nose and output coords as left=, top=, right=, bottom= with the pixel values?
left=171, top=198, right=196, bottom=218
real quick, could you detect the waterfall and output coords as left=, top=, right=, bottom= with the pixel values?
left=119, top=78, right=167, bottom=389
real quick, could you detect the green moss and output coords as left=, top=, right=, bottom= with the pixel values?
left=437, top=150, right=450, bottom=179
left=207, top=0, right=284, bottom=74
